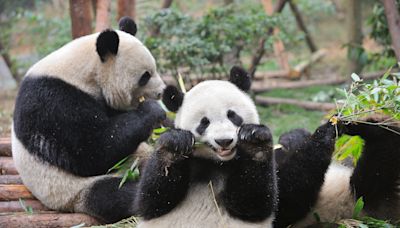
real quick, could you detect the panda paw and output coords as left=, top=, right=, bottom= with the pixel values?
left=156, top=129, right=195, bottom=161
left=238, top=124, right=273, bottom=160
left=139, top=100, right=166, bottom=126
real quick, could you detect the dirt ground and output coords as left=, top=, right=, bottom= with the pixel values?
left=0, top=89, right=17, bottom=137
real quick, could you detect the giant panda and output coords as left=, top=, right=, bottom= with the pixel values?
left=12, top=17, right=166, bottom=223
left=282, top=116, right=400, bottom=227
left=134, top=66, right=340, bottom=227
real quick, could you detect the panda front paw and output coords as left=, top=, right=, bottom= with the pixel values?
left=156, top=129, right=195, bottom=161
left=238, top=124, right=273, bottom=160
left=139, top=100, right=166, bottom=127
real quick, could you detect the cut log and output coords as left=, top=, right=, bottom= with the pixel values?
left=0, top=200, right=48, bottom=213
left=289, top=49, right=326, bottom=79
left=0, top=175, right=22, bottom=185
left=0, top=212, right=100, bottom=227
left=0, top=157, right=17, bottom=175
left=255, top=96, right=336, bottom=111
left=0, top=184, right=34, bottom=200
left=252, top=71, right=386, bottom=93
left=0, top=138, right=12, bottom=157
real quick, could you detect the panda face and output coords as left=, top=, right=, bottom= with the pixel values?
left=97, top=31, right=165, bottom=110
left=175, top=81, right=259, bottom=161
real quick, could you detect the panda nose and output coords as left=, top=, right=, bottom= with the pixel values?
left=215, top=138, right=233, bottom=148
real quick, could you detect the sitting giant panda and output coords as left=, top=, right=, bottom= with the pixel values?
left=12, top=17, right=166, bottom=223
left=285, top=117, right=400, bottom=227
left=134, top=67, right=340, bottom=227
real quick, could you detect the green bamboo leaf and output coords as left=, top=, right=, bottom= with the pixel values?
left=107, top=156, right=129, bottom=174
left=351, top=73, right=361, bottom=82
left=353, top=197, right=364, bottom=219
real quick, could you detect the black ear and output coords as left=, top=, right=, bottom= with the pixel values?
left=162, top=85, right=184, bottom=112
left=118, top=16, right=137, bottom=36
left=96, top=29, right=119, bottom=62
left=229, top=66, right=251, bottom=92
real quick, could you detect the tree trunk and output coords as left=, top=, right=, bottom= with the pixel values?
left=161, top=0, right=173, bottom=9
left=69, top=0, right=93, bottom=39
left=249, top=0, right=287, bottom=78
left=382, top=0, right=400, bottom=61
left=117, top=0, right=136, bottom=20
left=345, top=0, right=363, bottom=74
left=288, top=0, right=318, bottom=52
left=262, top=0, right=290, bottom=72
left=95, top=0, right=111, bottom=32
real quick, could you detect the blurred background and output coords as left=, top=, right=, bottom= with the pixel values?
left=0, top=0, right=399, bottom=140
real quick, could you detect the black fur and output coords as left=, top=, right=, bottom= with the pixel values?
left=229, top=66, right=251, bottom=91
left=138, top=71, right=151, bottom=86
left=346, top=121, right=400, bottom=219
left=13, top=76, right=166, bottom=177
left=275, top=128, right=311, bottom=166
left=86, top=177, right=137, bottom=223
left=118, top=16, right=137, bottom=36
left=136, top=124, right=276, bottom=222
left=196, top=117, right=210, bottom=135
left=227, top=110, right=243, bottom=126
left=162, top=85, right=184, bottom=112
left=96, top=29, right=119, bottom=62
left=274, top=122, right=337, bottom=227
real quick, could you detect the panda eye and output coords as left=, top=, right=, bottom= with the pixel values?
left=138, top=71, right=151, bottom=86
left=227, top=110, right=243, bottom=126
left=196, top=117, right=210, bottom=135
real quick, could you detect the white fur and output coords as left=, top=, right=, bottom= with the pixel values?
left=138, top=183, right=274, bottom=228
left=27, top=30, right=165, bottom=110
left=175, top=80, right=259, bottom=161
left=294, top=163, right=356, bottom=227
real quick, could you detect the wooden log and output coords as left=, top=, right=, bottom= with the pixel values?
left=0, top=184, right=34, bottom=200
left=0, top=157, right=17, bottom=175
left=0, top=200, right=48, bottom=213
left=0, top=212, right=100, bottom=227
left=0, top=175, right=22, bottom=184
left=255, top=96, right=336, bottom=111
left=0, top=137, right=12, bottom=157
left=252, top=71, right=385, bottom=93
left=289, top=49, right=327, bottom=79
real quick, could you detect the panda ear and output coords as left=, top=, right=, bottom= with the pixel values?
left=96, top=29, right=119, bottom=62
left=162, top=85, right=184, bottom=112
left=229, top=66, right=251, bottom=92
left=118, top=16, right=137, bottom=36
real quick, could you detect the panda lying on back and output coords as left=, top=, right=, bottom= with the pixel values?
left=135, top=67, right=340, bottom=227
left=12, top=17, right=166, bottom=223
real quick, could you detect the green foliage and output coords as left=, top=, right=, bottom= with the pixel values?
left=107, top=156, right=140, bottom=189
left=334, top=135, right=364, bottom=165
left=141, top=3, right=292, bottom=78
left=352, top=197, right=364, bottom=219
left=336, top=69, right=400, bottom=124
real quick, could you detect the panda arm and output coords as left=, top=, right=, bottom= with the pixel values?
left=135, top=129, right=192, bottom=220
left=13, top=77, right=164, bottom=177
left=274, top=122, right=336, bottom=227
left=221, top=124, right=276, bottom=222
left=345, top=121, right=400, bottom=217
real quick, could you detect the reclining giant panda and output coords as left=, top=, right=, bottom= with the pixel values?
left=135, top=66, right=400, bottom=227
left=12, top=17, right=166, bottom=223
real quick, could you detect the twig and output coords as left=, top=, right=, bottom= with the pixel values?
left=208, top=181, right=226, bottom=228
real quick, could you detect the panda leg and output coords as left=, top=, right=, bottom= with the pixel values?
left=134, top=129, right=192, bottom=220
left=274, top=122, right=337, bottom=227
left=221, top=124, right=277, bottom=222
left=346, top=121, right=400, bottom=219
left=81, top=177, right=137, bottom=223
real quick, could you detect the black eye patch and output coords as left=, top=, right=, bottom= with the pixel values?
left=138, top=71, right=151, bottom=86
left=196, top=117, right=210, bottom=135
left=227, top=110, right=243, bottom=126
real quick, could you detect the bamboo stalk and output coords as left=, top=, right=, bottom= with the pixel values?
left=0, top=200, right=48, bottom=213
left=0, top=157, right=18, bottom=175
left=0, top=212, right=100, bottom=227
left=0, top=175, right=22, bottom=184
left=0, top=184, right=34, bottom=200
left=0, top=138, right=12, bottom=157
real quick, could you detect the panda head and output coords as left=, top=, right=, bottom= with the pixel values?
left=96, top=17, right=165, bottom=110
left=163, top=67, right=259, bottom=161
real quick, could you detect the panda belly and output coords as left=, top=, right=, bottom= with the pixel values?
left=293, top=163, right=356, bottom=227
left=137, top=183, right=274, bottom=228
left=11, top=127, right=101, bottom=212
